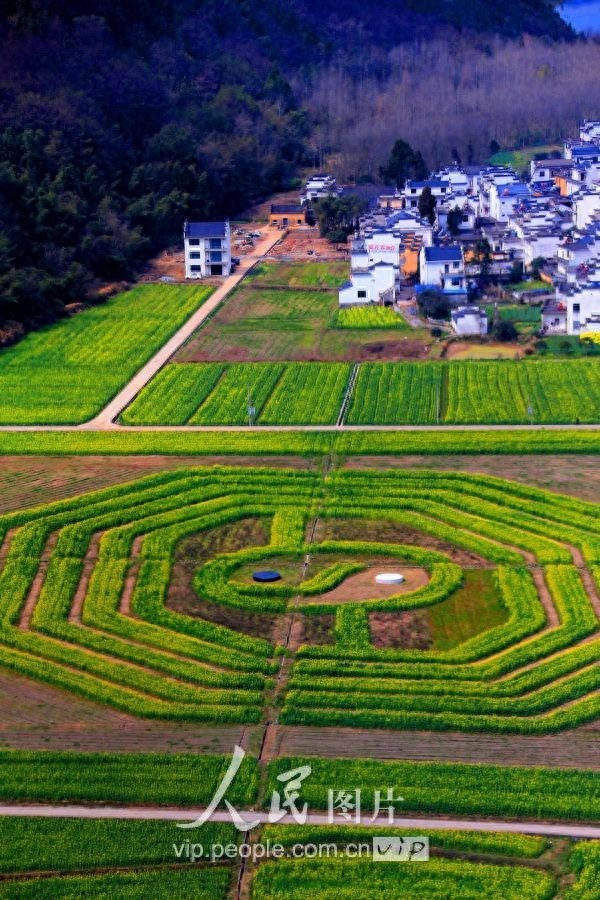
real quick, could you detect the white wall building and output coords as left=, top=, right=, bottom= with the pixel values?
left=580, top=120, right=600, bottom=143
left=451, top=306, right=488, bottom=336
left=419, top=245, right=466, bottom=294
left=489, top=182, right=531, bottom=223
left=338, top=262, right=396, bottom=306
left=573, top=188, right=600, bottom=230
left=403, top=178, right=450, bottom=210
left=301, top=174, right=338, bottom=205
left=184, top=220, right=231, bottom=278
left=564, top=282, right=600, bottom=335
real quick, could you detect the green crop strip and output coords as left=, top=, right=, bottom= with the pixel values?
left=0, top=284, right=213, bottom=425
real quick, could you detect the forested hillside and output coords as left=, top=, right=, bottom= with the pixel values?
left=0, top=0, right=576, bottom=332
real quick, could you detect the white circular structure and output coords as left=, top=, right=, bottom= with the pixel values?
left=375, top=572, right=405, bottom=585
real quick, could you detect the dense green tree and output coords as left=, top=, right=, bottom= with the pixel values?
left=380, top=139, right=428, bottom=187
left=418, top=187, right=437, bottom=225
left=447, top=205, right=463, bottom=235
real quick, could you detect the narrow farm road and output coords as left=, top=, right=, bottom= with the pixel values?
left=0, top=805, right=598, bottom=838
left=83, top=228, right=283, bottom=429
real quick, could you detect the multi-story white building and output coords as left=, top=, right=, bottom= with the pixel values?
left=184, top=220, right=231, bottom=278
left=338, top=261, right=396, bottom=306
left=564, top=283, right=600, bottom=335
left=489, top=182, right=531, bottom=223
left=419, top=245, right=466, bottom=294
left=301, top=174, right=338, bottom=205
left=580, top=120, right=600, bottom=143
left=403, top=178, right=451, bottom=210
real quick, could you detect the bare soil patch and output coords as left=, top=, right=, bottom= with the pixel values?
left=266, top=229, right=348, bottom=261
left=305, top=565, right=429, bottom=605
left=166, top=518, right=282, bottom=640
left=370, top=610, right=432, bottom=649
left=342, top=455, right=600, bottom=503
left=445, top=341, right=525, bottom=360
left=273, top=723, right=600, bottom=770
left=0, top=456, right=313, bottom=514
left=295, top=613, right=336, bottom=646
left=358, top=339, right=430, bottom=361
left=0, top=668, right=252, bottom=753
left=312, top=517, right=487, bottom=567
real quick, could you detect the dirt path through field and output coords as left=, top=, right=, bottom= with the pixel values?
left=85, top=228, right=284, bottom=427
left=69, top=533, right=101, bottom=623
left=18, top=532, right=58, bottom=629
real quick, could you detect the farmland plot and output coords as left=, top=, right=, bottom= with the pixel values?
left=0, top=284, right=213, bottom=424
left=1, top=465, right=598, bottom=739
left=347, top=362, right=444, bottom=425
left=121, top=363, right=225, bottom=425
left=444, top=360, right=600, bottom=424
left=189, top=363, right=285, bottom=425
left=258, top=362, right=351, bottom=424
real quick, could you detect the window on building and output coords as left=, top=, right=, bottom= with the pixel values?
left=444, top=264, right=450, bottom=273
left=573, top=303, right=581, bottom=312
left=188, top=238, right=200, bottom=246
left=191, top=265, right=202, bottom=272
left=453, top=261, right=460, bottom=269
left=357, top=290, right=367, bottom=299
left=210, top=238, right=223, bottom=249
left=190, top=252, right=201, bottom=259
left=452, top=279, right=460, bottom=286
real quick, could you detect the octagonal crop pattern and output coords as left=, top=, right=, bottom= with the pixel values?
left=0, top=466, right=598, bottom=734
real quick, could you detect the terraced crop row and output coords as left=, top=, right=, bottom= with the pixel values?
left=0, top=466, right=597, bottom=734
left=0, top=466, right=318, bottom=723
left=282, top=468, right=600, bottom=734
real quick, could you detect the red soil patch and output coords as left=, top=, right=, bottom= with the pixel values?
left=303, top=565, right=429, bottom=605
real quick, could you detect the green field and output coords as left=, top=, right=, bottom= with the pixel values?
left=348, top=360, right=600, bottom=424
left=4, top=817, right=597, bottom=900
left=484, top=303, right=542, bottom=322
left=123, top=359, right=600, bottom=427
left=175, top=260, right=428, bottom=362
left=488, top=144, right=562, bottom=172
left=0, top=284, right=212, bottom=424
left=335, top=306, right=410, bottom=329
left=123, top=362, right=351, bottom=425
left=0, top=465, right=597, bottom=735
left=1, top=428, right=600, bottom=455
left=267, top=757, right=600, bottom=821
left=252, top=856, right=555, bottom=899
left=249, top=260, right=349, bottom=288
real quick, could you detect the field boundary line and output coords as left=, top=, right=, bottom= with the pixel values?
left=337, top=363, right=359, bottom=427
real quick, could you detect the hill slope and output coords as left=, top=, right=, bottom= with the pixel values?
left=0, top=1, right=573, bottom=332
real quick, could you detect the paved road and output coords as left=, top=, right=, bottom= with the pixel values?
left=0, top=805, right=598, bottom=838
left=84, top=229, right=283, bottom=428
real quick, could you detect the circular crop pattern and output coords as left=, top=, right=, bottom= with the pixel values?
left=0, top=466, right=598, bottom=734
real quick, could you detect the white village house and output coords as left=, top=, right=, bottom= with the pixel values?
left=419, top=245, right=467, bottom=295
left=338, top=261, right=396, bottom=306
left=451, top=305, right=488, bottom=336
left=184, top=220, right=231, bottom=278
